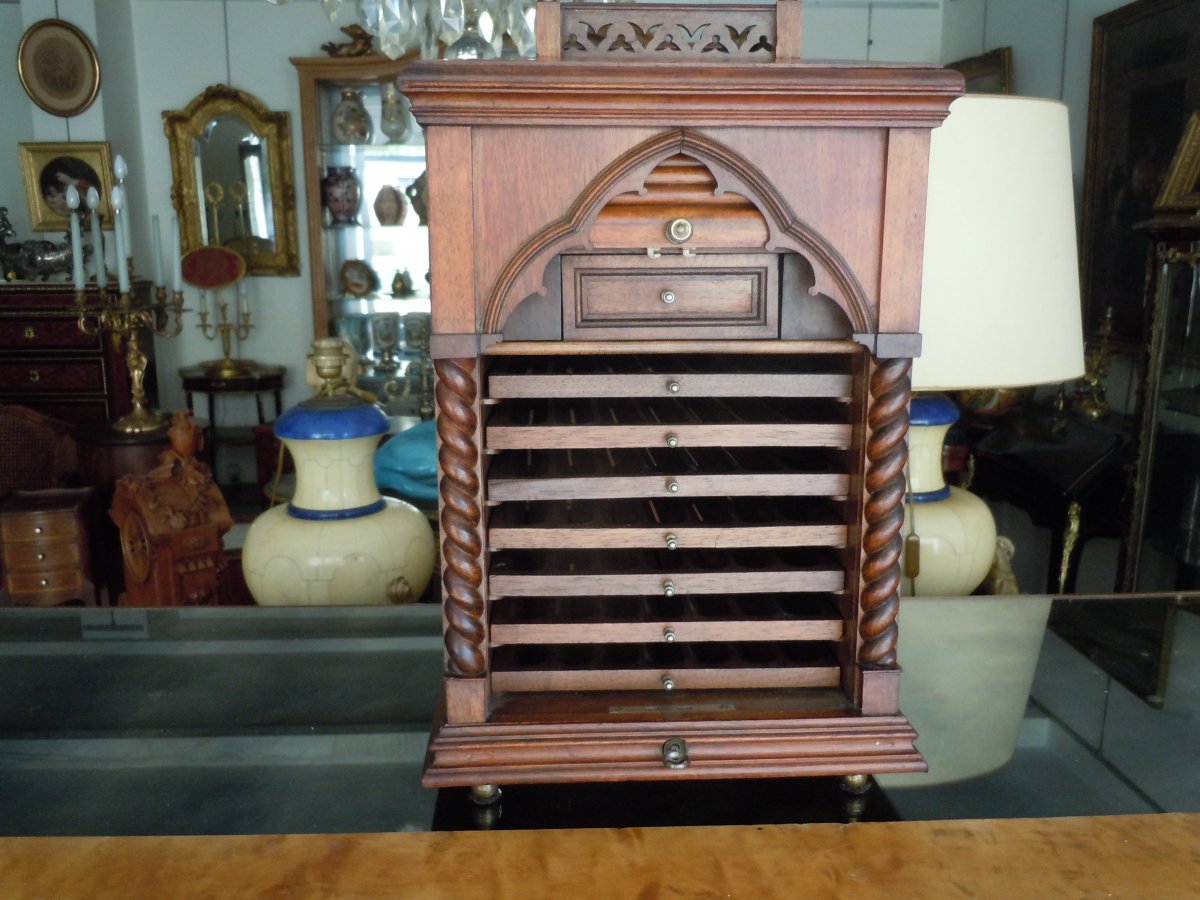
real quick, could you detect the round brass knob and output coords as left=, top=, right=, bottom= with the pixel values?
left=660, top=290, right=676, bottom=305
left=666, top=480, right=680, bottom=494
left=663, top=627, right=677, bottom=643
left=662, top=675, right=676, bottom=691
left=665, top=433, right=679, bottom=448
left=39, top=579, right=49, bottom=587
left=33, top=526, right=43, bottom=535
left=663, top=580, right=676, bottom=597
left=36, top=553, right=46, bottom=561
left=667, top=380, right=680, bottom=394
left=666, top=217, right=693, bottom=244
left=665, top=534, right=678, bottom=551
left=28, top=370, right=40, bottom=383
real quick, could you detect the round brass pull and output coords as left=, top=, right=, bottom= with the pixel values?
left=661, top=675, right=676, bottom=692
left=666, top=217, right=693, bottom=244
left=36, top=553, right=46, bottom=561
left=665, top=533, right=678, bottom=551
left=666, top=380, right=680, bottom=394
left=665, top=433, right=679, bottom=448
left=660, top=290, right=676, bottom=305
left=39, top=579, right=49, bottom=587
left=33, top=526, right=43, bottom=535
left=28, top=370, right=40, bottom=383
left=662, top=580, right=676, bottom=597
left=663, top=627, right=677, bottom=643
left=665, top=480, right=680, bottom=494
left=662, top=736, right=690, bottom=768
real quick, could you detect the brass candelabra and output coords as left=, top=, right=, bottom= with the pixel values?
left=66, top=166, right=186, bottom=434
left=196, top=285, right=255, bottom=378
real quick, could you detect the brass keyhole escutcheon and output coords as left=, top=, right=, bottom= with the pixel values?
left=28, top=370, right=40, bottom=383
left=662, top=737, right=689, bottom=768
left=666, top=218, right=693, bottom=244
left=24, top=326, right=35, bottom=339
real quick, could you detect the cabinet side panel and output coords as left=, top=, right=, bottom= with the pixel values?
left=428, top=127, right=477, bottom=334
left=877, top=128, right=931, bottom=334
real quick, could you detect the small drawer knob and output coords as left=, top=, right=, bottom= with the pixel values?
left=36, top=553, right=46, bottom=561
left=33, top=526, right=43, bottom=535
left=666, top=217, right=693, bottom=244
left=28, top=370, right=40, bottom=383
left=662, top=580, right=676, bottom=598
left=667, top=380, right=680, bottom=394
left=24, top=326, right=35, bottom=339
left=663, top=627, right=677, bottom=643
left=660, top=290, right=676, bottom=305
left=666, top=480, right=680, bottom=494
left=39, top=579, right=49, bottom=587
left=661, top=675, right=676, bottom=692
left=662, top=737, right=689, bottom=768
left=665, top=533, right=678, bottom=551
left=665, top=433, right=679, bottom=449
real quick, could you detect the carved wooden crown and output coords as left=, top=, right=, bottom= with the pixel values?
left=535, top=0, right=803, bottom=62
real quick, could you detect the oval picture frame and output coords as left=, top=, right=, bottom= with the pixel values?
left=17, top=19, right=101, bottom=118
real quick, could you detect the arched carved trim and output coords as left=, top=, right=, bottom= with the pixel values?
left=483, top=130, right=874, bottom=334
left=859, top=355, right=910, bottom=668
left=435, top=357, right=487, bottom=676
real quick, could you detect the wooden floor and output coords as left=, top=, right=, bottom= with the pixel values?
left=2, top=813, right=1196, bottom=898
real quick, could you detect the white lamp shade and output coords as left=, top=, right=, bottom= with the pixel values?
left=912, top=95, right=1085, bottom=391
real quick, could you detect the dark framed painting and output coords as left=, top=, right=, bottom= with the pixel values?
left=1079, top=0, right=1200, bottom=347
left=946, top=46, right=1013, bottom=95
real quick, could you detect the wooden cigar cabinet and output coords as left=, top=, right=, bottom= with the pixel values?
left=403, top=1, right=961, bottom=792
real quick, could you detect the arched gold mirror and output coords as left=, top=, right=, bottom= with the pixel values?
left=163, top=85, right=299, bottom=276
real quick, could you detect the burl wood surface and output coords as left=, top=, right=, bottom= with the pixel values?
left=2, top=814, right=1196, bottom=899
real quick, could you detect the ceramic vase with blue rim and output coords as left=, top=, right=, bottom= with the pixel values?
left=901, top=394, right=997, bottom=597
left=241, top=338, right=435, bottom=605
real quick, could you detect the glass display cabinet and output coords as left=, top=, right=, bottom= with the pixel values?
left=293, top=54, right=432, bottom=420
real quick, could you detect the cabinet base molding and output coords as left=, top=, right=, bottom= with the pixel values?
left=423, top=712, right=923, bottom=787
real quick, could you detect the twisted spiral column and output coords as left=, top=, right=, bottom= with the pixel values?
left=859, top=356, right=911, bottom=668
left=435, top=357, right=486, bottom=676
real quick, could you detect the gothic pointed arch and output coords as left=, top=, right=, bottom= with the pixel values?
left=482, top=129, right=874, bottom=335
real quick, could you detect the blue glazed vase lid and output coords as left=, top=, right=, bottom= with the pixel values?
left=275, top=393, right=389, bottom=441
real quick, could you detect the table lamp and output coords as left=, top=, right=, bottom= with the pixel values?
left=905, top=95, right=1085, bottom=597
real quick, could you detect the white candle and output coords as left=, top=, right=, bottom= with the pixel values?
left=114, top=155, right=132, bottom=263
left=111, top=186, right=130, bottom=293
left=66, top=186, right=84, bottom=291
left=87, top=187, right=106, bottom=286
left=199, top=288, right=208, bottom=315
left=170, top=215, right=183, bottom=291
left=151, top=214, right=165, bottom=286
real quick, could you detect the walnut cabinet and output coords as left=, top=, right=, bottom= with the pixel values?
left=403, top=2, right=961, bottom=789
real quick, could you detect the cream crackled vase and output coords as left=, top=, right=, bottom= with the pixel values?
left=242, top=339, right=435, bottom=605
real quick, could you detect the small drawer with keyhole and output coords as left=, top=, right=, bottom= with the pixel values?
left=562, top=253, right=779, bottom=340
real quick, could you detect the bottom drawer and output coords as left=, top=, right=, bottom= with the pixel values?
left=6, top=567, right=83, bottom=596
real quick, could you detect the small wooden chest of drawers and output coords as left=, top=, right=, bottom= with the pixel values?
left=0, top=488, right=97, bottom=606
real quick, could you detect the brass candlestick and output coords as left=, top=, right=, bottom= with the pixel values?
left=1073, top=307, right=1115, bottom=420
left=196, top=288, right=255, bottom=377
left=75, top=283, right=185, bottom=434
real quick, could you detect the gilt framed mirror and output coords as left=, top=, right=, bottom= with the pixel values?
left=163, top=85, right=300, bottom=276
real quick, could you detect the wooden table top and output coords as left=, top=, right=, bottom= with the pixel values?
left=1, top=813, right=1196, bottom=899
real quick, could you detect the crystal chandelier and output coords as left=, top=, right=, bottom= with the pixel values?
left=270, top=0, right=537, bottom=60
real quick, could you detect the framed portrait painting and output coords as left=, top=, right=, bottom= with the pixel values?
left=18, top=141, right=114, bottom=232
left=1079, top=0, right=1200, bottom=346
left=946, top=47, right=1013, bottom=95
left=17, top=19, right=101, bottom=118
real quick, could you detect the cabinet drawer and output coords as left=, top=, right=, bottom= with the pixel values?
left=1, top=512, right=80, bottom=543
left=6, top=567, right=83, bottom=596
left=0, top=359, right=105, bottom=393
left=562, top=254, right=778, bottom=339
left=0, top=318, right=101, bottom=351
left=3, top=538, right=81, bottom=570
